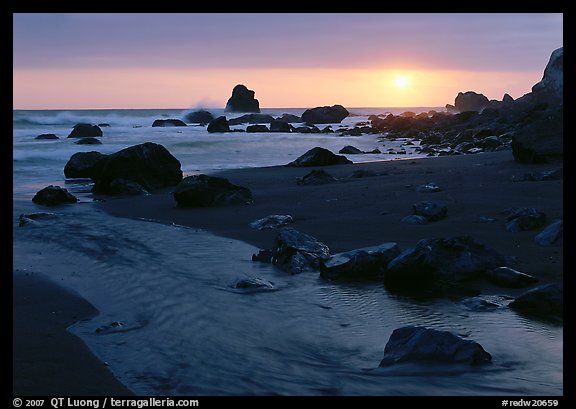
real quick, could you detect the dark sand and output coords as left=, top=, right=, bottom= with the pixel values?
left=13, top=269, right=134, bottom=396
left=100, top=151, right=563, bottom=283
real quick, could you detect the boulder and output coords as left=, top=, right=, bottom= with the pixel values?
left=75, top=137, right=102, bottom=145
left=453, top=91, right=490, bottom=113
left=269, top=120, right=293, bottom=132
left=249, top=215, right=294, bottom=230
left=173, top=174, right=253, bottom=207
left=534, top=219, right=563, bottom=246
left=64, top=151, right=108, bottom=179
left=35, top=133, right=59, bottom=140
left=67, top=124, right=103, bottom=138
left=276, top=113, right=302, bottom=123
left=258, top=227, right=331, bottom=275
left=227, top=114, right=274, bottom=125
left=320, top=242, right=401, bottom=281
left=504, top=207, right=546, bottom=232
left=108, top=179, right=149, bottom=196
left=511, top=106, right=563, bottom=163
left=384, top=236, right=507, bottom=294
left=18, top=212, right=58, bottom=227
left=412, top=201, right=447, bottom=221
left=339, top=145, right=364, bottom=154
left=379, top=326, right=492, bottom=366
left=301, top=105, right=349, bottom=124
left=207, top=116, right=230, bottom=133
left=91, top=142, right=182, bottom=194
left=152, top=119, right=187, bottom=127
left=32, top=185, right=78, bottom=206
left=286, top=147, right=352, bottom=167
left=231, top=277, right=275, bottom=291
left=224, top=84, right=260, bottom=113
left=531, top=47, right=563, bottom=105
left=509, top=282, right=563, bottom=319
left=483, top=267, right=538, bottom=288
left=246, top=124, right=270, bottom=133
left=296, top=169, right=337, bottom=185
left=401, top=215, right=428, bottom=225
left=184, top=110, right=215, bottom=124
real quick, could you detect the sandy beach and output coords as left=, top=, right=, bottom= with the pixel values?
left=100, top=151, right=563, bottom=283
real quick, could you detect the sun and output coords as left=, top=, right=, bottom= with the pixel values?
left=394, top=75, right=410, bottom=88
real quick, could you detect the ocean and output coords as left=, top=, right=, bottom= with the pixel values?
left=12, top=107, right=563, bottom=396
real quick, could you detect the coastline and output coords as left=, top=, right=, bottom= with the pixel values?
left=99, top=151, right=563, bottom=283
left=13, top=269, right=134, bottom=396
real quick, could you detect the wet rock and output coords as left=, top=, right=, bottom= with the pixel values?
left=509, top=282, right=563, bottom=319
left=249, top=215, right=294, bottom=230
left=207, top=116, right=231, bottom=133
left=152, top=119, right=187, bottom=127
left=320, top=242, right=401, bottom=281
left=108, top=178, right=150, bottom=196
left=64, top=151, right=108, bottom=179
left=228, top=113, right=274, bottom=125
left=269, top=120, right=293, bottom=132
left=384, top=236, right=507, bottom=294
left=184, top=110, right=215, bottom=124
left=35, top=133, right=59, bottom=140
left=18, top=212, right=58, bottom=227
left=75, top=137, right=103, bottom=145
left=504, top=207, right=546, bottom=232
left=286, top=147, right=352, bottom=167
left=95, top=321, right=125, bottom=334
left=67, top=124, right=103, bottom=138
left=379, top=326, right=492, bottom=366
left=262, top=227, right=331, bottom=274
left=416, top=182, right=441, bottom=193
left=92, top=142, right=182, bottom=194
left=246, top=124, right=269, bottom=132
left=225, top=84, right=260, bottom=113
left=301, top=104, right=349, bottom=124
left=483, top=266, right=538, bottom=288
left=534, top=219, right=563, bottom=246
left=32, top=185, right=78, bottom=206
left=339, top=145, right=364, bottom=154
left=296, top=169, right=337, bottom=186
left=174, top=174, right=253, bottom=207
left=401, top=215, right=428, bottom=225
left=412, top=201, right=447, bottom=221
left=231, top=277, right=275, bottom=290
left=460, top=297, right=499, bottom=311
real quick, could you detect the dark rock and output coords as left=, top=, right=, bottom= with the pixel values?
left=184, top=110, right=215, bottom=124
left=286, top=147, right=352, bottom=167
left=95, top=321, right=125, bottom=334
left=108, top=178, right=149, bottom=196
left=530, top=47, right=563, bottom=105
left=92, top=142, right=182, bottom=194
left=301, top=105, right=349, bottom=124
left=246, top=124, right=270, bottom=133
left=534, top=219, right=563, bottom=246
left=98, top=123, right=110, bottom=127
left=265, top=227, right=331, bottom=275
left=32, top=185, right=78, bottom=206
left=509, top=282, right=563, bottom=319
left=35, top=133, right=59, bottom=140
left=276, top=113, right=302, bottom=123
left=504, top=207, right=546, bottom=232
left=207, top=116, right=230, bottom=133
left=75, top=137, right=102, bottom=145
left=339, top=145, right=364, bottom=154
left=225, top=84, right=260, bottom=113
left=483, top=267, right=538, bottom=288
left=511, top=106, right=563, bottom=163
left=293, top=125, right=321, bottom=134
left=64, top=151, right=108, bottom=179
left=416, top=182, right=441, bottom=193
left=152, top=119, right=187, bottom=127
left=453, top=91, right=490, bottom=113
left=384, top=236, right=507, bottom=293
left=401, top=215, right=428, bottom=225
left=228, top=114, right=274, bottom=125
left=249, top=215, right=293, bottom=230
left=460, top=297, right=499, bottom=311
left=379, top=326, right=492, bottom=366
left=269, top=120, right=293, bottom=132
left=320, top=242, right=401, bottom=281
left=412, top=201, right=447, bottom=221
left=67, top=124, right=103, bottom=138
left=251, top=249, right=273, bottom=263
left=296, top=169, right=337, bottom=186
left=173, top=174, right=253, bottom=207
left=18, top=212, right=58, bottom=227
left=232, top=277, right=275, bottom=291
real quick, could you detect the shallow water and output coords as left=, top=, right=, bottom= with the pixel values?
left=13, top=192, right=562, bottom=396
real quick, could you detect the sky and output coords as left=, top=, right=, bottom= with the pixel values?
left=12, top=13, right=563, bottom=110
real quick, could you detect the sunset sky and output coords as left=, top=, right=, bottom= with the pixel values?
left=13, top=13, right=563, bottom=110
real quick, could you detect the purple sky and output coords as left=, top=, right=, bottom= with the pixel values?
left=13, top=13, right=563, bottom=109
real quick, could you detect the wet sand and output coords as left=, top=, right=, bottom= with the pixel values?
left=13, top=269, right=134, bottom=396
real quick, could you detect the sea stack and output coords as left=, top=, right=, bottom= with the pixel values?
left=225, top=84, right=260, bottom=113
